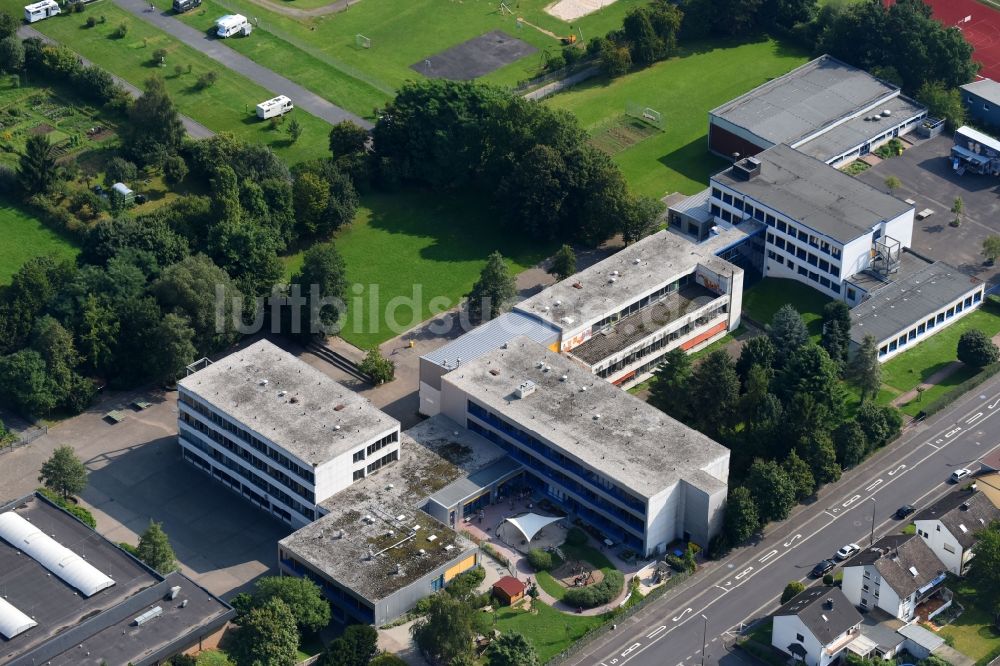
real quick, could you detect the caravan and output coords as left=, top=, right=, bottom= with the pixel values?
left=214, top=14, right=250, bottom=38
left=23, top=0, right=59, bottom=23
left=256, top=96, right=294, bottom=120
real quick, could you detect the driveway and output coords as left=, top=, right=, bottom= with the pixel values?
left=113, top=0, right=372, bottom=129
left=858, top=134, right=1000, bottom=285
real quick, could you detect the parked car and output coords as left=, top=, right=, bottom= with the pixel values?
left=894, top=505, right=915, bottom=519
left=810, top=560, right=836, bottom=578
left=950, top=468, right=972, bottom=483
left=835, top=543, right=861, bottom=561
left=135, top=193, right=147, bottom=204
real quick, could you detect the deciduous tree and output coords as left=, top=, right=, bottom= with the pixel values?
left=783, top=450, right=815, bottom=500
left=780, top=580, right=806, bottom=604
left=360, top=347, right=395, bottom=385
left=965, top=521, right=1000, bottom=620
left=411, top=593, right=475, bottom=665
left=957, top=329, right=999, bottom=369
left=723, top=486, right=759, bottom=546
left=648, top=347, right=692, bottom=423
left=230, top=597, right=299, bottom=666
left=688, top=350, right=740, bottom=438
left=123, top=76, right=184, bottom=165
left=548, top=244, right=577, bottom=281
left=286, top=242, right=348, bottom=343
left=488, top=632, right=539, bottom=666
left=746, top=459, right=796, bottom=523
left=247, top=576, right=331, bottom=634
left=38, top=445, right=88, bottom=500
left=833, top=422, right=867, bottom=469
left=983, top=235, right=1000, bottom=264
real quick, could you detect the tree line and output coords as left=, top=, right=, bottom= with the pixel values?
left=648, top=303, right=901, bottom=554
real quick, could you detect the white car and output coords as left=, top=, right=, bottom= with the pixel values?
left=950, top=468, right=972, bottom=483
left=835, top=543, right=861, bottom=561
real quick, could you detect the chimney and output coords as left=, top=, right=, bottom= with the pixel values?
left=730, top=156, right=762, bottom=181
left=823, top=598, right=834, bottom=611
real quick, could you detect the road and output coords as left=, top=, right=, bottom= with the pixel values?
left=17, top=25, right=214, bottom=139
left=565, top=376, right=1000, bottom=666
left=112, top=0, right=372, bottom=129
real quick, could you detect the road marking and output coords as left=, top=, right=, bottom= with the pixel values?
left=783, top=534, right=802, bottom=547
left=966, top=412, right=984, bottom=424
left=758, top=549, right=778, bottom=563
left=945, top=427, right=962, bottom=438
left=672, top=608, right=693, bottom=622
left=646, top=626, right=667, bottom=639
left=990, top=397, right=1000, bottom=409
left=865, top=479, right=883, bottom=492
left=621, top=643, right=641, bottom=657
left=842, top=494, right=861, bottom=508
left=734, top=567, right=753, bottom=580
left=887, top=464, right=906, bottom=476
left=714, top=584, right=730, bottom=593
left=824, top=510, right=837, bottom=518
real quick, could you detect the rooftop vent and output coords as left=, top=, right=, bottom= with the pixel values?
left=259, top=379, right=269, bottom=386
left=909, top=566, right=919, bottom=577
left=554, top=300, right=562, bottom=307
left=731, top=156, right=762, bottom=181
left=278, top=390, right=287, bottom=398
left=561, top=316, right=575, bottom=325
left=395, top=514, right=406, bottom=522
left=445, top=544, right=455, bottom=551
left=334, top=404, right=346, bottom=411
left=593, top=414, right=601, bottom=420
left=133, top=606, right=163, bottom=626
left=395, top=563, right=402, bottom=575
left=882, top=109, right=891, bottom=117
left=168, top=586, right=182, bottom=600
left=362, top=515, right=374, bottom=524
left=419, top=549, right=426, bottom=555
left=428, top=535, right=438, bottom=542
left=608, top=277, right=617, bottom=284
left=823, top=598, right=834, bottom=611
left=560, top=375, right=568, bottom=382
left=959, top=524, right=968, bottom=533
left=516, top=380, right=536, bottom=399
left=961, top=502, right=970, bottom=511
left=572, top=282, right=583, bottom=289
left=633, top=258, right=641, bottom=265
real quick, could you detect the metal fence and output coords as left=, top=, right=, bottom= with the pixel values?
left=0, top=423, right=47, bottom=455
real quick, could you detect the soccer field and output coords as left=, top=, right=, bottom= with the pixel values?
left=544, top=39, right=809, bottom=198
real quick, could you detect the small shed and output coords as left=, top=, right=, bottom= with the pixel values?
left=111, top=182, right=135, bottom=206
left=492, top=576, right=525, bottom=606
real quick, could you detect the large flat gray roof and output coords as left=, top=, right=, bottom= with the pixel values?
left=514, top=227, right=747, bottom=331
left=711, top=55, right=899, bottom=147
left=441, top=336, right=729, bottom=499
left=850, top=259, right=984, bottom=345
left=713, top=144, right=912, bottom=244
left=961, top=78, right=1000, bottom=106
left=178, top=340, right=399, bottom=467
left=796, top=95, right=925, bottom=163
left=422, top=311, right=559, bottom=371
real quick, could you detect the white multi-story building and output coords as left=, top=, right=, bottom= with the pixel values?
left=177, top=340, right=401, bottom=528
left=771, top=587, right=863, bottom=666
left=913, top=490, right=1000, bottom=575
left=436, top=336, right=730, bottom=555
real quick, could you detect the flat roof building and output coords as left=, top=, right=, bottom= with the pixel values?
left=709, top=55, right=926, bottom=167
left=960, top=78, right=1000, bottom=130
left=178, top=340, right=401, bottom=527
left=0, top=493, right=232, bottom=666
left=438, top=336, right=730, bottom=555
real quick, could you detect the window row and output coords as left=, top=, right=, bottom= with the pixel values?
left=878, top=292, right=981, bottom=356
left=766, top=233, right=841, bottom=277
left=593, top=276, right=690, bottom=331
left=366, top=449, right=399, bottom=474
left=767, top=252, right=842, bottom=294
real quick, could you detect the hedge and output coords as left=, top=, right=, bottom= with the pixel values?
left=528, top=548, right=553, bottom=571
left=563, top=569, right=624, bottom=609
left=36, top=487, right=97, bottom=528
left=917, top=361, right=1000, bottom=419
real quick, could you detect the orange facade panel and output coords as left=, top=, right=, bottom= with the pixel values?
left=444, top=554, right=477, bottom=582
left=680, top=322, right=727, bottom=351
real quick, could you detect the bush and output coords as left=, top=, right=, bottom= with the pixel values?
left=481, top=543, right=509, bottom=566
left=114, top=20, right=129, bottom=38
left=565, top=527, right=588, bottom=547
left=446, top=566, right=485, bottom=599
left=36, top=487, right=97, bottom=528
left=957, top=329, right=999, bottom=368
left=822, top=573, right=834, bottom=586
left=527, top=548, right=553, bottom=571
left=413, top=595, right=434, bottom=615
left=195, top=71, right=218, bottom=90
left=563, top=569, right=624, bottom=609
left=85, top=15, right=96, bottom=27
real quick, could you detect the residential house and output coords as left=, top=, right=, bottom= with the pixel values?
left=913, top=490, right=1000, bottom=574
left=772, top=587, right=863, bottom=666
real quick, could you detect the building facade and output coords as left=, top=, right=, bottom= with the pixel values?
left=771, top=588, right=863, bottom=666
left=840, top=535, right=947, bottom=621
left=960, top=78, right=1000, bottom=129
left=913, top=490, right=1000, bottom=574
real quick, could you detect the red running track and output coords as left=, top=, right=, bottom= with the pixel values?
left=923, top=0, right=1000, bottom=80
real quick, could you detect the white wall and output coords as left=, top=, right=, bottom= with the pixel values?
left=772, top=615, right=844, bottom=666
left=841, top=566, right=865, bottom=607
left=874, top=287, right=985, bottom=363
left=644, top=484, right=681, bottom=555
left=312, top=425, right=399, bottom=504
left=840, top=234, right=875, bottom=297
left=883, top=209, right=914, bottom=249
left=418, top=382, right=442, bottom=417
left=915, top=520, right=964, bottom=574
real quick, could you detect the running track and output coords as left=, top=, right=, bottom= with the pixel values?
left=924, top=0, right=1000, bottom=80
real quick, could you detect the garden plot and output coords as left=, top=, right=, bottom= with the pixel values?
left=0, top=87, right=115, bottom=166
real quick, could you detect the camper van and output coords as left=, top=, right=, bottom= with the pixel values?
left=214, top=14, right=250, bottom=38
left=23, top=0, right=59, bottom=23
left=256, top=96, right=294, bottom=120
left=172, top=0, right=201, bottom=12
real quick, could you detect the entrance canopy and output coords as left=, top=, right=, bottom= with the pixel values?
left=502, top=513, right=561, bottom=542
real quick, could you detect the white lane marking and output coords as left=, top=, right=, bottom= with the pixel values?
left=621, top=643, right=641, bottom=657
left=783, top=534, right=802, bottom=548
left=842, top=494, right=861, bottom=508
left=887, top=464, right=906, bottom=476
left=945, top=427, right=962, bottom=438
left=646, top=626, right=667, bottom=639
left=714, top=585, right=730, bottom=593
left=758, top=549, right=778, bottom=563
left=735, top=567, right=753, bottom=580
left=865, top=479, right=883, bottom=492
left=824, top=510, right=837, bottom=518
left=966, top=412, right=984, bottom=424
left=672, top=608, right=693, bottom=622
left=990, top=397, right=1000, bottom=409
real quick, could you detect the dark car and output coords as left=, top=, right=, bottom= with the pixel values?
left=810, top=560, right=836, bottom=578
left=172, top=0, right=201, bottom=12
left=895, top=505, right=915, bottom=519
left=135, top=193, right=148, bottom=204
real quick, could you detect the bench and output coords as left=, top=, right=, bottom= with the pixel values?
left=104, top=410, right=126, bottom=423
left=916, top=208, right=935, bottom=220
left=132, top=400, right=152, bottom=410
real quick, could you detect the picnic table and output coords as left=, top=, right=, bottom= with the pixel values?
left=904, top=198, right=917, bottom=206
left=132, top=399, right=152, bottom=410
left=916, top=208, right=935, bottom=220
left=105, top=410, right=126, bottom=423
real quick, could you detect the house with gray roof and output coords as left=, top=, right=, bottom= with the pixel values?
left=914, top=489, right=1000, bottom=574
left=960, top=78, right=1000, bottom=129
left=771, top=587, right=863, bottom=666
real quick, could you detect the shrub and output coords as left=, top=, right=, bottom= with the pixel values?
left=152, top=48, right=168, bottom=65
left=665, top=554, right=685, bottom=572
left=72, top=1, right=84, bottom=13
left=195, top=71, right=218, bottom=90
left=565, top=527, right=588, bottom=547
left=822, top=573, right=834, bottom=586
left=481, top=543, right=509, bottom=566
left=85, top=15, right=96, bottom=27
left=446, top=566, right=484, bottom=599
left=563, top=569, right=624, bottom=609
left=527, top=548, right=553, bottom=571
left=413, top=595, right=434, bottom=615
left=36, top=487, right=97, bottom=528
left=957, top=329, right=999, bottom=368
left=114, top=20, right=129, bottom=38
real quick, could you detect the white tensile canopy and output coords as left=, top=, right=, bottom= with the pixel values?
left=501, top=513, right=562, bottom=543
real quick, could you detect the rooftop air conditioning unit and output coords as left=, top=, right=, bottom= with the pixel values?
left=133, top=606, right=163, bottom=626
left=516, top=380, right=536, bottom=399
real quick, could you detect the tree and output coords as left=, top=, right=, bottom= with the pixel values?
left=104, top=157, right=138, bottom=187
left=287, top=117, right=303, bottom=143
left=780, top=580, right=806, bottom=604
left=18, top=133, right=58, bottom=194
left=360, top=347, right=395, bottom=385
left=0, top=11, right=18, bottom=40
left=321, top=625, right=378, bottom=666
left=647, top=347, right=692, bottom=423
left=78, top=294, right=119, bottom=374
left=884, top=175, right=901, bottom=195
left=466, top=252, right=517, bottom=324
left=984, top=235, right=1000, bottom=265
left=230, top=597, right=299, bottom=666
left=775, top=344, right=843, bottom=419
left=746, top=459, right=796, bottom=523
left=856, top=401, right=901, bottom=452
left=965, top=521, right=1000, bottom=620
left=82, top=216, right=190, bottom=268
left=411, top=593, right=475, bottom=665
left=548, top=244, right=577, bottom=281
left=240, top=576, right=330, bottom=634
left=136, top=520, right=177, bottom=574
left=0, top=36, right=25, bottom=72
left=292, top=172, right=330, bottom=237
left=723, top=486, right=759, bottom=546
left=801, top=431, right=841, bottom=485
left=820, top=301, right=851, bottom=367
left=370, top=656, right=407, bottom=666
left=162, top=154, right=188, bottom=186
left=599, top=40, right=632, bottom=77
left=287, top=242, right=348, bottom=343
left=917, top=80, right=966, bottom=130
left=39, top=445, right=88, bottom=500
left=148, top=313, right=197, bottom=382
left=622, top=6, right=664, bottom=67
left=0, top=350, right=59, bottom=416
left=487, top=632, right=539, bottom=666
left=688, top=350, right=740, bottom=438
left=329, top=120, right=369, bottom=159
left=847, top=334, right=882, bottom=403
left=152, top=254, right=242, bottom=353
left=736, top=335, right=775, bottom=386
left=957, top=329, right=999, bottom=368
left=783, top=450, right=815, bottom=500
left=619, top=195, right=663, bottom=246
left=122, top=76, right=185, bottom=164
left=833, top=421, right=867, bottom=469
left=767, top=304, right=809, bottom=368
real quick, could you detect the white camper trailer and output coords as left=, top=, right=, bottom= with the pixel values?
left=255, top=95, right=294, bottom=120
left=214, top=14, right=250, bottom=38
left=24, top=0, right=60, bottom=23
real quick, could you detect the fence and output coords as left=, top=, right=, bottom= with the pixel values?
left=916, top=361, right=1000, bottom=419
left=0, top=424, right=47, bottom=455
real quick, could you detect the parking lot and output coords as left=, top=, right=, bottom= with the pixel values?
left=0, top=387, right=291, bottom=599
left=858, top=134, right=1000, bottom=285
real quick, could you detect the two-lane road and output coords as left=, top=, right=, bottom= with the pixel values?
left=566, top=378, right=1000, bottom=666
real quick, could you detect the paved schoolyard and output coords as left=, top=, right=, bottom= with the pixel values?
left=0, top=385, right=291, bottom=599
left=857, top=134, right=1000, bottom=285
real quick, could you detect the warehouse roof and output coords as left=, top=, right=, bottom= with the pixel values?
left=850, top=259, right=983, bottom=346
left=961, top=78, right=1000, bottom=106
left=710, top=55, right=899, bottom=147
left=796, top=95, right=925, bottom=163
left=179, top=340, right=399, bottom=467
left=441, top=336, right=729, bottom=499
left=421, top=311, right=559, bottom=371
left=713, top=144, right=912, bottom=243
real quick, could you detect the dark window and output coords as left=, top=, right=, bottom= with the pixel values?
left=353, top=469, right=365, bottom=481
left=775, top=219, right=785, bottom=232
left=712, top=187, right=721, bottom=199
left=798, top=266, right=808, bottom=276
left=353, top=450, right=365, bottom=463
left=722, top=192, right=733, bottom=205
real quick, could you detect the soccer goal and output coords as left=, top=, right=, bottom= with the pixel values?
left=355, top=33, right=371, bottom=49
left=625, top=102, right=665, bottom=130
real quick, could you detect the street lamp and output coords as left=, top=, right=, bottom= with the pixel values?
left=701, top=614, right=709, bottom=666
left=869, top=497, right=876, bottom=546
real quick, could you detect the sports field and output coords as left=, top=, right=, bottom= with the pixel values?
left=282, top=190, right=553, bottom=348
left=0, top=202, right=79, bottom=285
left=921, top=0, right=1000, bottom=80
left=545, top=39, right=809, bottom=198
left=1, top=3, right=330, bottom=164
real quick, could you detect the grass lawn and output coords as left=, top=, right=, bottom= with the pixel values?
left=494, top=599, right=609, bottom=662
left=561, top=541, right=615, bottom=571
left=741, top=278, right=831, bottom=342
left=0, top=201, right=80, bottom=285
left=281, top=190, right=553, bottom=349
left=544, top=39, right=808, bottom=197
left=880, top=303, right=1000, bottom=395
left=937, top=581, right=1000, bottom=663
left=535, top=570, right=567, bottom=600
left=6, top=5, right=330, bottom=164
